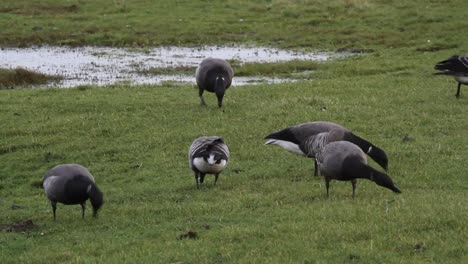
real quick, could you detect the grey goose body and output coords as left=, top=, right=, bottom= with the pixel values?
left=189, top=136, right=230, bottom=188
left=316, top=141, right=401, bottom=197
left=434, top=55, right=468, bottom=98
left=264, top=121, right=388, bottom=175
left=195, top=58, right=234, bottom=107
left=43, top=164, right=104, bottom=221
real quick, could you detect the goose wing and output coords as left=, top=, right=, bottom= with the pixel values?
left=43, top=164, right=95, bottom=182
left=434, top=55, right=468, bottom=76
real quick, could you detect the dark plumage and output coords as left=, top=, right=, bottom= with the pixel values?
left=189, top=136, right=230, bottom=188
left=434, top=54, right=468, bottom=98
left=264, top=121, right=388, bottom=176
left=316, top=141, right=401, bottom=197
left=195, top=58, right=234, bottom=107
left=43, top=164, right=104, bottom=221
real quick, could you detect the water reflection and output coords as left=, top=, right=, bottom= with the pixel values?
left=0, top=46, right=333, bottom=87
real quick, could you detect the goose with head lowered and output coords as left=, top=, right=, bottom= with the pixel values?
left=43, top=164, right=104, bottom=221
left=189, top=136, right=230, bottom=188
left=264, top=121, right=388, bottom=176
left=195, top=58, right=234, bottom=108
left=316, top=141, right=401, bottom=197
left=434, top=54, right=468, bottom=98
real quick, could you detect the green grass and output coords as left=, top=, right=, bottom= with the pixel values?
left=0, top=67, right=61, bottom=88
left=139, top=66, right=196, bottom=76
left=140, top=60, right=320, bottom=79
left=0, top=0, right=466, bottom=50
left=1, top=50, right=467, bottom=263
left=232, top=60, right=320, bottom=78
left=1, top=0, right=468, bottom=263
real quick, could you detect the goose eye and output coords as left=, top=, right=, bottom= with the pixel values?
left=215, top=159, right=221, bottom=164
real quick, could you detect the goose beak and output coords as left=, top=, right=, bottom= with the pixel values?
left=392, top=185, right=402, bottom=193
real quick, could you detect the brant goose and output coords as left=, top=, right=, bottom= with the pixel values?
left=189, top=136, right=230, bottom=188
left=316, top=141, right=401, bottom=197
left=195, top=58, right=234, bottom=107
left=43, top=164, right=104, bottom=221
left=264, top=121, right=388, bottom=176
left=434, top=55, right=468, bottom=98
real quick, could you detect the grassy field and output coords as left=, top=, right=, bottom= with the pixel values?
left=0, top=0, right=466, bottom=50
left=139, top=60, right=320, bottom=80
left=1, top=0, right=468, bottom=263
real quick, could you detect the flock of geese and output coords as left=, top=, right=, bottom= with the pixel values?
left=42, top=54, right=467, bottom=220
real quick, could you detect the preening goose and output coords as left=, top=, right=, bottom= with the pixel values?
left=195, top=58, right=234, bottom=107
left=189, top=136, right=230, bottom=188
left=434, top=54, right=468, bottom=98
left=316, top=141, right=401, bottom=197
left=264, top=121, right=388, bottom=176
left=43, top=164, right=104, bottom=221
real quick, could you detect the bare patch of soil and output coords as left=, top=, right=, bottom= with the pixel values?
left=1, top=219, right=38, bottom=233
left=178, top=230, right=198, bottom=240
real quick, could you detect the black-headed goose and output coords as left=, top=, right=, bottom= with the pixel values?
left=43, top=164, right=104, bottom=221
left=264, top=121, right=388, bottom=176
left=434, top=55, right=468, bottom=98
left=189, top=136, right=230, bottom=188
left=316, top=141, right=401, bottom=197
left=195, top=58, right=234, bottom=107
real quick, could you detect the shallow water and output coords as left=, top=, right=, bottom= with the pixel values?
left=0, top=46, right=334, bottom=87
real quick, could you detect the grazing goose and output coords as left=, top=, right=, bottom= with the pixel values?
left=195, top=58, right=234, bottom=107
left=189, top=136, right=230, bottom=188
left=316, top=141, right=401, bottom=197
left=43, top=164, right=104, bottom=221
left=434, top=55, right=468, bottom=98
left=264, top=121, right=388, bottom=176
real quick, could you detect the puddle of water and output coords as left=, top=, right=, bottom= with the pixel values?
left=0, top=46, right=335, bottom=87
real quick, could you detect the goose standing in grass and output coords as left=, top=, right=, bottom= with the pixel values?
left=43, top=164, right=104, bottom=221
left=316, top=141, right=401, bottom=197
left=195, top=58, right=234, bottom=108
left=189, top=136, right=230, bottom=188
left=434, top=54, right=468, bottom=98
left=264, top=121, right=388, bottom=176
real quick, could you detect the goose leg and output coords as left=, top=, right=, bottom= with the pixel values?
left=456, top=82, right=461, bottom=98
left=194, top=172, right=200, bottom=189
left=199, top=89, right=207, bottom=105
left=214, top=173, right=219, bottom=185
left=325, top=177, right=330, bottom=198
left=351, top=179, right=357, bottom=198
left=81, top=202, right=86, bottom=219
left=51, top=201, right=57, bottom=221
left=314, top=160, right=319, bottom=176
left=199, top=173, right=206, bottom=184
